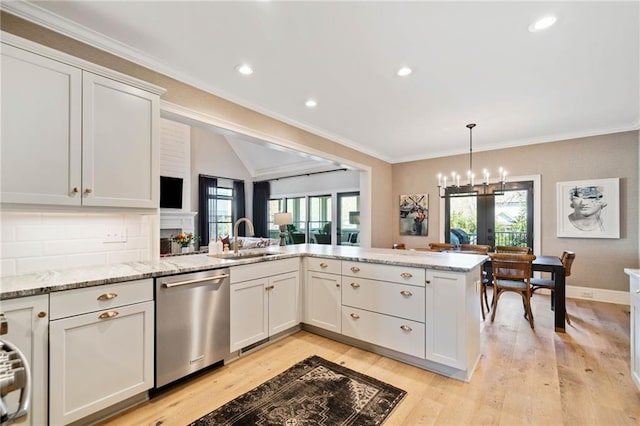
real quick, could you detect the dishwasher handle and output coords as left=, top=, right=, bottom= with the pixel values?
left=161, top=274, right=229, bottom=289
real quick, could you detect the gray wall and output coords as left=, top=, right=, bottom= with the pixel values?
left=392, top=130, right=639, bottom=292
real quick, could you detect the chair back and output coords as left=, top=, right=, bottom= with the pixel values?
left=459, top=244, right=491, bottom=254
left=392, top=243, right=406, bottom=250
left=490, top=253, right=536, bottom=281
left=561, top=251, right=576, bottom=277
left=495, top=245, right=531, bottom=254
left=429, top=242, right=456, bottom=251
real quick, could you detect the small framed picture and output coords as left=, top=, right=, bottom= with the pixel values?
left=556, top=178, right=619, bottom=238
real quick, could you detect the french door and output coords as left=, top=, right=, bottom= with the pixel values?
left=445, top=181, right=533, bottom=249
left=337, top=192, right=360, bottom=246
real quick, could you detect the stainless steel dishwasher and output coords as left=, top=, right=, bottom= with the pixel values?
left=155, top=268, right=230, bottom=388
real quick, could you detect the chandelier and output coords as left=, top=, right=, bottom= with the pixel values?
left=437, top=123, right=506, bottom=198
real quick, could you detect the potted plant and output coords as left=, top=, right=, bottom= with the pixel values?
left=171, top=232, right=198, bottom=254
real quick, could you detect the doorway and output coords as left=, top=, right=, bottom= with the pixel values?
left=337, top=192, right=360, bottom=246
left=444, top=181, right=533, bottom=249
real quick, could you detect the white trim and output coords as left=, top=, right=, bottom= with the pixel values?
left=566, top=285, right=629, bottom=306
left=0, top=31, right=165, bottom=95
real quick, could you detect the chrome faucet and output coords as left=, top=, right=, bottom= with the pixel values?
left=233, top=217, right=255, bottom=254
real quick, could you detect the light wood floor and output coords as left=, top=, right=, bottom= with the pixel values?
left=99, top=293, right=640, bottom=426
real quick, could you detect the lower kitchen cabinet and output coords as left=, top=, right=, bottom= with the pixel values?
left=304, top=269, right=342, bottom=333
left=0, top=295, right=49, bottom=426
left=626, top=270, right=640, bottom=391
left=230, top=259, right=300, bottom=352
left=49, top=280, right=154, bottom=425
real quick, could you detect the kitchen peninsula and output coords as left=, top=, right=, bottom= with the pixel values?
left=0, top=245, right=485, bottom=425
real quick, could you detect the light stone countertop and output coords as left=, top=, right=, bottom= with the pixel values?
left=0, top=244, right=487, bottom=300
left=625, top=268, right=640, bottom=280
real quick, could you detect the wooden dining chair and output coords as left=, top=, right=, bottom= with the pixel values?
left=428, top=242, right=456, bottom=251
left=456, top=244, right=492, bottom=319
left=495, top=245, right=532, bottom=254
left=490, top=253, right=537, bottom=329
left=530, top=250, right=575, bottom=324
left=392, top=243, right=406, bottom=249
left=459, top=244, right=491, bottom=254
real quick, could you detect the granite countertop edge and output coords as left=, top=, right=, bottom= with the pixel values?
left=0, top=246, right=487, bottom=300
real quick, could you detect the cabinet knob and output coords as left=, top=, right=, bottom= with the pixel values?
left=350, top=313, right=360, bottom=319
left=400, top=290, right=413, bottom=297
left=400, top=272, right=413, bottom=278
left=37, top=311, right=47, bottom=318
left=84, top=187, right=93, bottom=194
left=97, top=293, right=118, bottom=301
left=98, top=311, right=119, bottom=320
left=350, top=266, right=360, bottom=272
left=320, top=262, right=328, bottom=268
left=350, top=282, right=360, bottom=288
left=71, top=187, right=80, bottom=194
left=400, top=325, right=412, bottom=332
left=426, top=280, right=431, bottom=284
left=636, top=289, right=640, bottom=294
left=336, top=283, right=340, bottom=288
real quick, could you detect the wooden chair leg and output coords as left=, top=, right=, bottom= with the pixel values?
left=480, top=285, right=486, bottom=320
left=524, top=294, right=534, bottom=329
left=490, top=288, right=500, bottom=322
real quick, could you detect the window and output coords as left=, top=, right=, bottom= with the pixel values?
left=286, top=197, right=307, bottom=244
left=199, top=176, right=245, bottom=244
left=208, top=185, right=233, bottom=242
left=268, top=199, right=284, bottom=240
left=309, top=195, right=332, bottom=244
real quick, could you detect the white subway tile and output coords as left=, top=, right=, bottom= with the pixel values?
left=16, top=225, right=67, bottom=241
left=1, top=241, right=42, bottom=259
left=126, top=237, right=149, bottom=250
left=17, top=256, right=67, bottom=275
left=65, top=253, right=108, bottom=268
left=0, top=259, right=17, bottom=277
left=42, top=240, right=86, bottom=256
left=107, top=250, right=140, bottom=264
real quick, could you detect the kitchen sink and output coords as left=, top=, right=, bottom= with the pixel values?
left=208, top=250, right=279, bottom=260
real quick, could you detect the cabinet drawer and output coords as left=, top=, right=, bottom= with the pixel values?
left=231, top=258, right=299, bottom=283
left=342, top=261, right=425, bottom=286
left=306, top=257, right=341, bottom=274
left=50, top=279, right=153, bottom=320
left=342, top=277, right=425, bottom=322
left=341, top=306, right=425, bottom=359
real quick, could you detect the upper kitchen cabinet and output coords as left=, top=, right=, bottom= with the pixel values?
left=1, top=34, right=164, bottom=209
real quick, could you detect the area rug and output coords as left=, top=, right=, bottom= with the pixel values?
left=190, top=355, right=407, bottom=426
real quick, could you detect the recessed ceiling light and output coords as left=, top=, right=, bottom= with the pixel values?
left=235, top=64, right=253, bottom=75
left=397, top=66, right=412, bottom=77
left=528, top=15, right=557, bottom=32
left=305, top=99, right=317, bottom=108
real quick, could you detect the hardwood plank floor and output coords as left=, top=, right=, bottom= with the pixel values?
left=98, top=293, right=640, bottom=426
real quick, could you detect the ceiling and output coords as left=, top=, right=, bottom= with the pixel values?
left=4, top=1, right=639, bottom=164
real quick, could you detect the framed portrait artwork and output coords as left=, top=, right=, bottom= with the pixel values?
left=399, top=194, right=428, bottom=236
left=556, top=178, right=620, bottom=238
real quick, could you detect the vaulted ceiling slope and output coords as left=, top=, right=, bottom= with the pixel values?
left=6, top=1, right=639, bottom=163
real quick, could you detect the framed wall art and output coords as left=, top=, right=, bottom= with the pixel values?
left=556, top=178, right=619, bottom=238
left=399, top=194, right=428, bottom=236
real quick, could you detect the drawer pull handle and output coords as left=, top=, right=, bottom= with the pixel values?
left=350, top=266, right=360, bottom=272
left=265, top=285, right=274, bottom=291
left=336, top=283, right=340, bottom=288
left=426, top=280, right=431, bottom=284
left=400, top=290, right=413, bottom=297
left=400, top=325, right=412, bottom=332
left=350, top=313, right=360, bottom=319
left=350, top=282, right=360, bottom=288
left=400, top=272, right=413, bottom=278
left=97, top=293, right=118, bottom=301
left=37, top=311, right=47, bottom=318
left=98, top=311, right=119, bottom=320
left=320, top=262, right=328, bottom=268
left=84, top=187, right=93, bottom=194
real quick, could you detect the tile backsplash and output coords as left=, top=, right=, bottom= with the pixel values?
left=0, top=212, right=153, bottom=277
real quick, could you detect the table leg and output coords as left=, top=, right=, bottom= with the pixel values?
left=555, top=266, right=566, bottom=332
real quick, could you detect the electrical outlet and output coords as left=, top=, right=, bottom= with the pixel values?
left=580, top=291, right=594, bottom=299
left=104, top=227, right=127, bottom=243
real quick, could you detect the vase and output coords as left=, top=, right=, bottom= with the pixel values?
left=181, top=246, right=191, bottom=254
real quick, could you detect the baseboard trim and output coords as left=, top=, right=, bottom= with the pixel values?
left=566, top=285, right=629, bottom=306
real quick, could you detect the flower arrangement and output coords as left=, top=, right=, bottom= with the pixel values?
left=171, top=232, right=197, bottom=248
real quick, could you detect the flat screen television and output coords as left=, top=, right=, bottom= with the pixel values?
left=160, top=176, right=183, bottom=209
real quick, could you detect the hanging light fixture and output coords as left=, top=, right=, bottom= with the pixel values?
left=437, top=123, right=506, bottom=198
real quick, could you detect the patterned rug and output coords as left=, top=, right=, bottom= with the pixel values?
left=190, top=355, right=407, bottom=426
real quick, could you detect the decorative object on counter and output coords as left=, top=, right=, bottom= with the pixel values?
left=274, top=212, right=293, bottom=246
left=171, top=232, right=198, bottom=254
left=189, top=355, right=406, bottom=426
left=437, top=123, right=506, bottom=198
left=556, top=178, right=620, bottom=239
left=208, top=237, right=223, bottom=255
left=399, top=194, right=428, bottom=236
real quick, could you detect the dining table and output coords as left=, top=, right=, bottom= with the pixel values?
left=481, top=254, right=566, bottom=332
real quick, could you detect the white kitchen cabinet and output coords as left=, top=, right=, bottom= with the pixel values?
left=305, top=259, right=342, bottom=333
left=230, top=259, right=300, bottom=352
left=1, top=44, right=82, bottom=205
left=0, top=295, right=49, bottom=426
left=425, top=269, right=480, bottom=371
left=626, top=270, right=640, bottom=391
left=1, top=37, right=162, bottom=208
left=49, top=280, right=154, bottom=425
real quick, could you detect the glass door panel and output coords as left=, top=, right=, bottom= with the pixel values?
left=286, top=197, right=306, bottom=244
left=494, top=189, right=530, bottom=247
left=268, top=199, right=284, bottom=240
left=337, top=192, right=360, bottom=246
left=309, top=195, right=332, bottom=244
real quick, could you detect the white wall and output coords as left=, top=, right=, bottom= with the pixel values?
left=0, top=212, right=152, bottom=277
left=270, top=170, right=360, bottom=197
